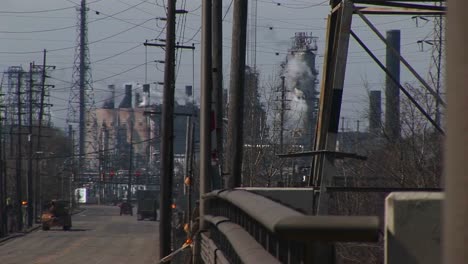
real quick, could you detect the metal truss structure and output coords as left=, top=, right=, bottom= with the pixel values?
left=67, top=0, right=99, bottom=176
left=310, top=0, right=446, bottom=214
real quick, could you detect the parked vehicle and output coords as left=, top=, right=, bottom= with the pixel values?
left=136, top=190, right=158, bottom=221
left=41, top=200, right=72, bottom=231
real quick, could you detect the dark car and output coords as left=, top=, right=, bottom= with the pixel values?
left=41, top=200, right=72, bottom=231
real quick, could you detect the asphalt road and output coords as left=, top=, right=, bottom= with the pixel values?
left=0, top=205, right=159, bottom=264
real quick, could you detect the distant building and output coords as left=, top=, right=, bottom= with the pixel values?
left=86, top=84, right=199, bottom=177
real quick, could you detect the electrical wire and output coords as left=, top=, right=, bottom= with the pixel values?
left=0, top=6, right=76, bottom=14
left=181, top=0, right=232, bottom=45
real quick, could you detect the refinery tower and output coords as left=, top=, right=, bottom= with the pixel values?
left=282, top=32, right=319, bottom=149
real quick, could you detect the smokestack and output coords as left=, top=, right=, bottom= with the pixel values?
left=119, top=84, right=132, bottom=108
left=143, top=84, right=150, bottom=93
left=102, top=85, right=115, bottom=109
left=185, top=85, right=193, bottom=97
left=135, top=93, right=141, bottom=107
left=369, top=90, right=382, bottom=134
left=385, top=30, right=400, bottom=141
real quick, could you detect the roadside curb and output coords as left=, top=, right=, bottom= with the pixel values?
left=0, top=208, right=84, bottom=245
left=0, top=225, right=41, bottom=244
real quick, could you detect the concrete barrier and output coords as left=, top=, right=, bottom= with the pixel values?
left=385, top=192, right=443, bottom=264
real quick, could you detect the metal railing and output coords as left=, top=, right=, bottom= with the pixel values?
left=201, top=189, right=379, bottom=264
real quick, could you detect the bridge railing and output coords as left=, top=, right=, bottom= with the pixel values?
left=201, top=189, right=379, bottom=264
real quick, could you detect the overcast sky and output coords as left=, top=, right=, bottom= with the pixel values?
left=0, top=0, right=437, bottom=131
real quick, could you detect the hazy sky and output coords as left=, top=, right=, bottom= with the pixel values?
left=0, top=0, right=437, bottom=130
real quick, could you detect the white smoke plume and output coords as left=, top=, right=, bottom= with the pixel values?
left=282, top=54, right=317, bottom=143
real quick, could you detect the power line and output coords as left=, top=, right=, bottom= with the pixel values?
left=0, top=6, right=76, bottom=14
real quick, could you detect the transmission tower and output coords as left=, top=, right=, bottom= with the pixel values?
left=67, top=0, right=99, bottom=177
left=429, top=1, right=445, bottom=127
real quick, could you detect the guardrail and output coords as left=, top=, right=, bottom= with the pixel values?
left=201, top=189, right=379, bottom=264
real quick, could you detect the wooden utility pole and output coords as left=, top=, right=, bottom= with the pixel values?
left=226, top=0, right=248, bottom=188
left=279, top=76, right=286, bottom=182
left=184, top=117, right=193, bottom=224
left=16, top=70, right=23, bottom=231
left=159, top=0, right=176, bottom=260
left=0, top=103, right=6, bottom=236
left=27, top=62, right=34, bottom=228
left=194, top=2, right=213, bottom=263
left=212, top=0, right=223, bottom=189
left=126, top=122, right=134, bottom=201
left=35, top=50, right=48, bottom=220
left=200, top=0, right=213, bottom=240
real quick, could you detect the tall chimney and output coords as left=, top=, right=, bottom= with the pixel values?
left=185, top=85, right=193, bottom=97
left=385, top=30, right=400, bottom=141
left=118, top=84, right=132, bottom=108
left=102, top=85, right=115, bottom=109
left=143, top=84, right=150, bottom=93
left=369, top=90, right=382, bottom=134
left=135, top=93, right=141, bottom=107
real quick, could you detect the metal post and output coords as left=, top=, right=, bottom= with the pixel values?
left=226, top=0, right=248, bottom=189
left=444, top=1, right=467, bottom=262
left=212, top=0, right=223, bottom=190
left=159, top=0, right=176, bottom=260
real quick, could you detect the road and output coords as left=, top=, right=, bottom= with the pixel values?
left=0, top=205, right=159, bottom=264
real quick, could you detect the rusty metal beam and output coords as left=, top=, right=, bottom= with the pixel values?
left=312, top=0, right=353, bottom=216
left=353, top=0, right=444, bottom=3
left=356, top=6, right=444, bottom=15
left=356, top=1, right=445, bottom=10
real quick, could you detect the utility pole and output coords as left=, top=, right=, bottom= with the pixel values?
left=184, top=117, right=193, bottom=226
left=200, top=0, right=212, bottom=221
left=0, top=98, right=6, bottom=236
left=16, top=70, right=23, bottom=231
left=35, top=50, right=49, bottom=220
left=226, top=0, right=248, bottom=189
left=127, top=122, right=134, bottom=201
left=195, top=1, right=213, bottom=262
left=159, top=0, right=176, bottom=260
left=27, top=62, right=34, bottom=228
left=212, top=0, right=223, bottom=189
left=279, top=76, right=286, bottom=182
